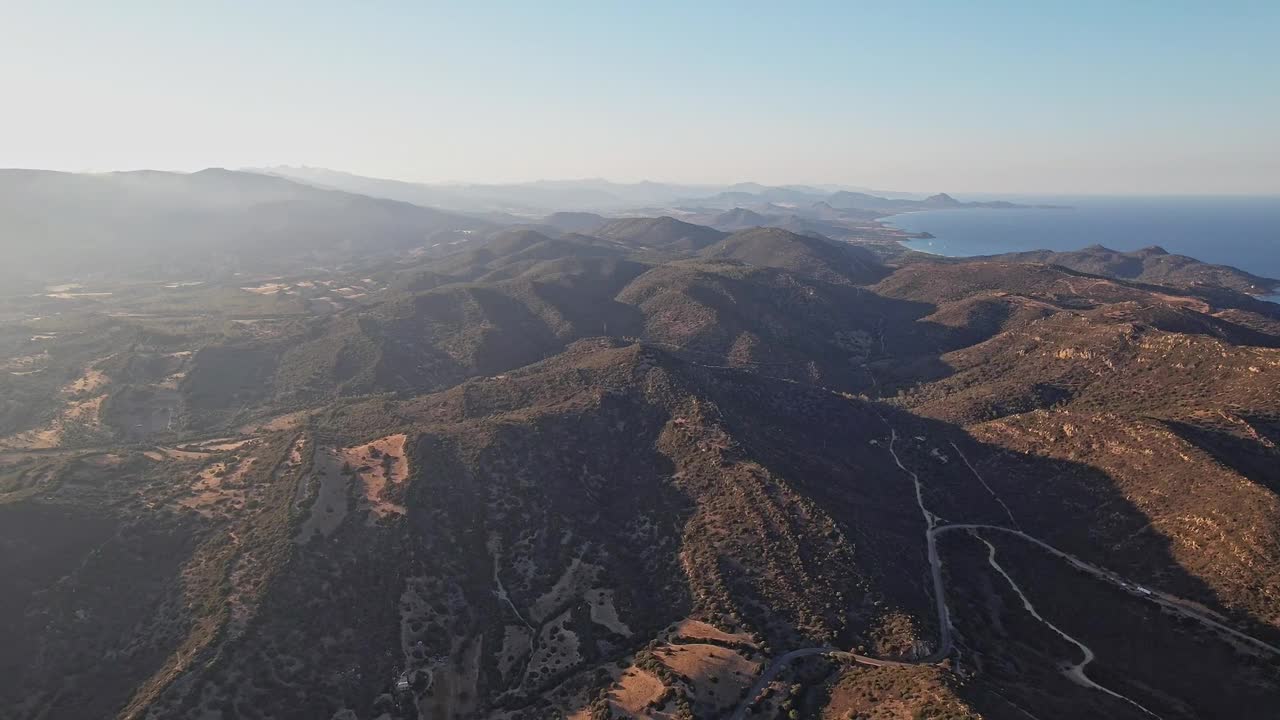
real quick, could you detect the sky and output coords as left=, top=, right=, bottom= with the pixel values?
left=2, top=1, right=1278, bottom=194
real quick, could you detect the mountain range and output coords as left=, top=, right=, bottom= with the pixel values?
left=0, top=169, right=491, bottom=288
left=248, top=167, right=971, bottom=216
left=1, top=168, right=1278, bottom=720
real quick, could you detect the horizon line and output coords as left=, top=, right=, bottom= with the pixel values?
left=4, top=165, right=1279, bottom=199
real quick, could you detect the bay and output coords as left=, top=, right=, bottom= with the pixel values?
left=886, top=196, right=1280, bottom=284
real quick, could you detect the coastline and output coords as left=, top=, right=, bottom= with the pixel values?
left=875, top=206, right=1280, bottom=301
left=893, top=238, right=946, bottom=256
left=872, top=211, right=948, bottom=256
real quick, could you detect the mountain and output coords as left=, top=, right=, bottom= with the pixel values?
left=540, top=211, right=608, bottom=235
left=707, top=207, right=772, bottom=231
left=702, top=227, right=888, bottom=284
left=0, top=169, right=489, bottom=287
left=827, top=189, right=1054, bottom=214
left=2, top=186, right=1279, bottom=720
left=983, top=244, right=1280, bottom=295
left=249, top=167, right=937, bottom=218
left=826, top=190, right=906, bottom=210
left=707, top=208, right=887, bottom=241
left=251, top=168, right=724, bottom=213
left=593, top=216, right=728, bottom=251
left=922, top=192, right=962, bottom=207
left=695, top=186, right=829, bottom=206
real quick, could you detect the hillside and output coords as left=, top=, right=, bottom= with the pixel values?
left=702, top=227, right=888, bottom=284
left=707, top=207, right=771, bottom=231
left=251, top=168, right=720, bottom=213
left=593, top=216, right=728, bottom=251
left=986, top=244, right=1280, bottom=295
left=541, top=211, right=609, bottom=234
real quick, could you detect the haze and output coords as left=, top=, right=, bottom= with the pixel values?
left=3, top=1, right=1278, bottom=194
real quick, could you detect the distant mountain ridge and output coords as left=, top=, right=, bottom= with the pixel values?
left=0, top=168, right=490, bottom=286
left=824, top=190, right=1059, bottom=213
left=247, top=166, right=917, bottom=214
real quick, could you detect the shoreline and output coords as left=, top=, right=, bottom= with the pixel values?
left=875, top=211, right=1280, bottom=301
left=870, top=212, right=948, bottom=257
left=893, top=239, right=947, bottom=256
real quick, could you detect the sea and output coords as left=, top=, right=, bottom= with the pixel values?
left=884, top=196, right=1280, bottom=302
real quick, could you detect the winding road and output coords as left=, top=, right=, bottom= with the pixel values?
left=730, top=419, right=1280, bottom=719
left=974, top=532, right=1161, bottom=718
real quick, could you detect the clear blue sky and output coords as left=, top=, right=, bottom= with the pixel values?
left=3, top=1, right=1277, bottom=193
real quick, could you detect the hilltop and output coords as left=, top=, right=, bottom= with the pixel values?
left=593, top=216, right=728, bottom=251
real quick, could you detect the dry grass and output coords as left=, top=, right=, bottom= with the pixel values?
left=656, top=643, right=758, bottom=709
left=65, top=368, right=108, bottom=395
left=0, top=364, right=113, bottom=449
left=609, top=667, right=667, bottom=716
left=178, top=457, right=257, bottom=516
left=0, top=393, right=107, bottom=450
left=670, top=619, right=753, bottom=646
left=240, top=282, right=290, bottom=295
left=823, top=663, right=978, bottom=719
left=339, top=433, right=409, bottom=519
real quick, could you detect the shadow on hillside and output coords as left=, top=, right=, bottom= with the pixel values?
left=683, top=364, right=1275, bottom=718
left=527, top=259, right=986, bottom=399
left=230, top=396, right=693, bottom=714
left=1163, top=418, right=1280, bottom=496
left=646, top=271, right=975, bottom=398
left=0, top=500, right=199, bottom=719
left=409, top=408, right=695, bottom=705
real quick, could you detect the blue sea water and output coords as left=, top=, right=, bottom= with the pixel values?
left=885, top=196, right=1280, bottom=292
